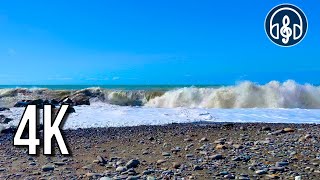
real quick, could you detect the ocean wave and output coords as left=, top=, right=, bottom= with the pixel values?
left=146, top=80, right=320, bottom=109
left=0, top=80, right=319, bottom=109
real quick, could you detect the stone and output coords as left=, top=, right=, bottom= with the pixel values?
left=86, top=173, right=102, bottom=178
left=100, top=177, right=112, bottom=180
left=0, top=115, right=13, bottom=124
left=210, top=154, right=224, bottom=160
left=269, top=166, right=285, bottom=172
left=172, top=162, right=181, bottom=169
left=295, top=176, right=301, bottom=180
left=224, top=174, right=235, bottom=179
left=261, top=126, right=271, bottom=131
left=283, top=127, right=294, bottom=132
left=71, top=94, right=90, bottom=105
left=275, top=161, right=289, bottom=167
left=255, top=169, right=267, bottom=175
left=216, top=144, right=227, bottom=150
left=162, top=152, right=171, bottom=156
left=186, top=154, right=194, bottom=158
left=126, top=159, right=140, bottom=168
left=200, top=137, right=209, bottom=142
left=0, top=107, right=9, bottom=111
left=265, top=174, right=280, bottom=179
left=97, top=155, right=107, bottom=164
left=116, top=166, right=127, bottom=172
left=233, top=144, right=244, bottom=149
left=171, top=147, right=181, bottom=153
left=53, top=162, right=66, bottom=166
left=42, top=164, right=54, bottom=172
left=66, top=106, right=76, bottom=113
left=156, top=159, right=166, bottom=165
left=147, top=176, right=156, bottom=180
left=193, top=165, right=203, bottom=170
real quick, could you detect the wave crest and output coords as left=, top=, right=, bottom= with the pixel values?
left=146, top=80, right=320, bottom=108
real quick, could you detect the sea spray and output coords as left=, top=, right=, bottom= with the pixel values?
left=146, top=80, right=320, bottom=109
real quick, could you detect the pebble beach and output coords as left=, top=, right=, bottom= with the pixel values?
left=1, top=123, right=320, bottom=179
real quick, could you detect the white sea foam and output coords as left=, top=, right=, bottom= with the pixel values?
left=146, top=80, right=320, bottom=108
left=1, top=102, right=319, bottom=130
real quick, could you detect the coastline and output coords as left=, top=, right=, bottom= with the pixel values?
left=1, top=122, right=320, bottom=179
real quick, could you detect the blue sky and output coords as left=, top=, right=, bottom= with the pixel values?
left=0, top=0, right=319, bottom=85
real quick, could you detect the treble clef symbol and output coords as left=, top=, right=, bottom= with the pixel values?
left=280, top=15, right=293, bottom=44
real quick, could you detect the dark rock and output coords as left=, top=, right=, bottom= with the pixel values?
left=42, top=164, right=54, bottom=172
left=193, top=165, right=203, bottom=170
left=0, top=115, right=13, bottom=124
left=126, top=159, right=140, bottom=168
left=97, top=155, right=107, bottom=164
left=14, top=101, right=29, bottom=107
left=61, top=97, right=73, bottom=105
left=29, top=99, right=44, bottom=108
left=66, top=106, right=76, bottom=113
left=261, top=126, right=271, bottom=131
left=71, top=94, right=90, bottom=106
left=210, top=154, right=224, bottom=160
left=0, top=107, right=10, bottom=111
left=276, top=161, right=289, bottom=167
left=50, top=99, right=60, bottom=105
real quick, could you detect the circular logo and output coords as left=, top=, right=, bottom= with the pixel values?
left=265, top=4, right=308, bottom=47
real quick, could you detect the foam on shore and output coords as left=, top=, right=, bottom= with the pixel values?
left=1, top=102, right=319, bottom=130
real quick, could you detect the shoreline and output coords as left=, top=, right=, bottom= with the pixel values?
left=1, top=122, right=320, bottom=179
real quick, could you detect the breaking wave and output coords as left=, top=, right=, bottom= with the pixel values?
left=146, top=80, right=320, bottom=109
left=0, top=80, right=319, bottom=109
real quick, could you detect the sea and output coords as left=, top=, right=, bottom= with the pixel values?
left=0, top=80, right=319, bottom=130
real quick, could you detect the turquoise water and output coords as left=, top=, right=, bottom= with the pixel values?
left=0, top=85, right=222, bottom=90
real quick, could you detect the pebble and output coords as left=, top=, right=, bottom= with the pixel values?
left=126, top=159, right=140, bottom=168
left=86, top=173, right=101, bottom=178
left=147, top=176, right=156, bottom=180
left=224, top=174, right=235, bottom=179
left=172, top=162, right=181, bottom=169
left=233, top=144, right=244, bottom=149
left=116, top=166, right=127, bottom=172
left=200, top=137, right=209, bottom=142
left=193, top=165, right=203, bottom=170
left=100, top=177, right=113, bottom=180
left=97, top=155, right=107, bottom=164
left=42, top=164, right=54, bottom=172
left=186, top=154, right=194, bottom=158
left=255, top=169, right=267, bottom=175
left=295, top=176, right=302, bottom=180
left=156, top=159, right=166, bottom=165
left=216, top=144, right=227, bottom=149
left=262, top=126, right=272, bottom=131
left=210, top=154, right=223, bottom=160
left=162, top=152, right=171, bottom=156
left=265, top=174, right=280, bottom=179
left=53, top=162, right=66, bottom=166
left=283, top=127, right=294, bottom=132
left=275, top=161, right=289, bottom=167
